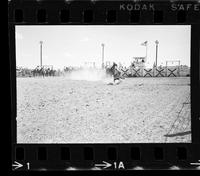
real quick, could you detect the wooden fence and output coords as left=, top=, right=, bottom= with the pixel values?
left=118, top=66, right=190, bottom=77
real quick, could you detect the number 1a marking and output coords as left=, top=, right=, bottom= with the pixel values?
left=113, top=162, right=125, bottom=169
left=27, top=162, right=30, bottom=170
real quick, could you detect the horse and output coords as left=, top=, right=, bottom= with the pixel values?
left=49, top=69, right=56, bottom=76
left=44, top=68, right=54, bottom=76
left=32, top=66, right=45, bottom=77
left=105, top=62, right=124, bottom=84
left=32, top=67, right=39, bottom=77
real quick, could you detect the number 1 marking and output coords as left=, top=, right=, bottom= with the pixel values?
left=27, top=162, right=30, bottom=170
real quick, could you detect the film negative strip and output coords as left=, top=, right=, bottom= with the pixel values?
left=8, top=0, right=200, bottom=172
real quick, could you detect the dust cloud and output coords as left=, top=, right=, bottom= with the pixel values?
left=64, top=68, right=113, bottom=83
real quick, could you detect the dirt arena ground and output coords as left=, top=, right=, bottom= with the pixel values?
left=17, top=76, right=191, bottom=143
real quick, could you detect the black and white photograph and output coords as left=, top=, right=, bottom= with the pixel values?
left=16, top=25, right=191, bottom=143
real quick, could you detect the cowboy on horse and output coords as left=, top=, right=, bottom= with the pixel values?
left=106, top=62, right=124, bottom=85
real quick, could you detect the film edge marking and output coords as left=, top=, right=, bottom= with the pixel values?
left=94, top=161, right=125, bottom=169
left=94, top=161, right=112, bottom=169
left=12, top=161, right=23, bottom=170
left=190, top=160, right=200, bottom=166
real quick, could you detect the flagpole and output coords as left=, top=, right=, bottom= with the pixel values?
left=141, top=41, right=147, bottom=62
left=145, top=42, right=147, bottom=61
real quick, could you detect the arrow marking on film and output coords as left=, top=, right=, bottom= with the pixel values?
left=190, top=160, right=200, bottom=166
left=12, top=161, right=23, bottom=170
left=95, top=161, right=112, bottom=169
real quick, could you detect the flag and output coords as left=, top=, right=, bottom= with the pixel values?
left=141, top=41, right=148, bottom=46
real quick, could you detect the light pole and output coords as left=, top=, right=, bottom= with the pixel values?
left=40, top=41, right=43, bottom=67
left=101, top=43, right=105, bottom=69
left=155, top=40, right=159, bottom=68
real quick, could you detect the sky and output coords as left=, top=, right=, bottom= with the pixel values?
left=16, top=25, right=191, bottom=69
